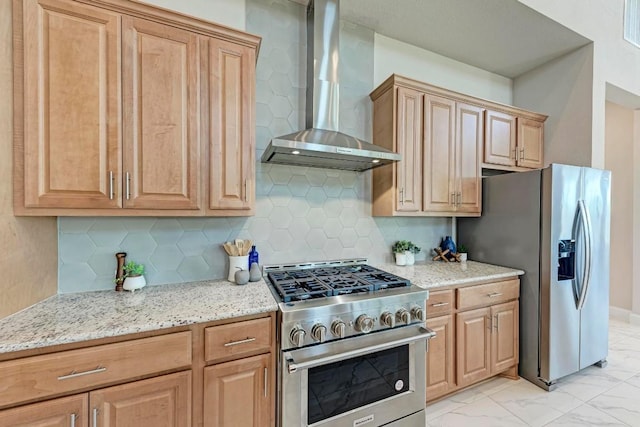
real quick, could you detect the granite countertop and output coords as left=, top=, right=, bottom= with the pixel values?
left=0, top=260, right=522, bottom=356
left=0, top=279, right=278, bottom=355
left=372, top=260, right=523, bottom=289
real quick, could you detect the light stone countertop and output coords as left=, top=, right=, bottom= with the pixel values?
left=0, top=260, right=522, bottom=356
left=371, top=260, right=524, bottom=289
left=0, top=279, right=278, bottom=355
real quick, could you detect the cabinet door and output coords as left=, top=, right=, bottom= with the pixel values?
left=90, top=371, right=191, bottom=427
left=426, top=315, right=455, bottom=402
left=455, top=103, right=483, bottom=214
left=456, top=307, right=491, bottom=387
left=395, top=87, right=422, bottom=213
left=484, top=110, right=516, bottom=167
left=423, top=95, right=455, bottom=213
left=517, top=118, right=544, bottom=169
left=122, top=17, right=200, bottom=210
left=0, top=394, right=88, bottom=427
left=204, top=354, right=272, bottom=427
left=208, top=38, right=256, bottom=212
left=21, top=0, right=121, bottom=209
left=491, top=301, right=519, bottom=374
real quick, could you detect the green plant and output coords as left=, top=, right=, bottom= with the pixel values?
left=392, top=240, right=410, bottom=253
left=407, top=242, right=421, bottom=254
left=457, top=244, right=468, bottom=253
left=123, top=260, right=145, bottom=277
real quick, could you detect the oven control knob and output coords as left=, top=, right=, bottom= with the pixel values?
left=411, top=306, right=424, bottom=322
left=290, top=327, right=306, bottom=347
left=311, top=324, right=327, bottom=342
left=331, top=320, right=347, bottom=338
left=355, top=315, right=375, bottom=333
left=396, top=308, right=411, bottom=325
left=380, top=311, right=395, bottom=328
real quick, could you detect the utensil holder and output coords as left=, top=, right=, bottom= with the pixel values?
left=228, top=255, right=249, bottom=282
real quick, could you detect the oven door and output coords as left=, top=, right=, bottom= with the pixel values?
left=280, top=325, right=435, bottom=427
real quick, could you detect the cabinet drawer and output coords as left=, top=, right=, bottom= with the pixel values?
left=0, top=331, right=192, bottom=409
left=426, top=289, right=454, bottom=318
left=205, top=317, right=272, bottom=364
left=457, top=279, right=519, bottom=310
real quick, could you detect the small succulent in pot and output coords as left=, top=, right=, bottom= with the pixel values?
left=407, top=242, right=421, bottom=254
left=123, top=260, right=145, bottom=277
left=457, top=244, right=468, bottom=254
left=392, top=240, right=410, bottom=253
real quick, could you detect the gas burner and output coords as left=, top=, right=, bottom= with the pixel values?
left=265, top=259, right=411, bottom=303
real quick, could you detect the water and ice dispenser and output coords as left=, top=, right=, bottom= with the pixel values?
left=558, top=239, right=576, bottom=281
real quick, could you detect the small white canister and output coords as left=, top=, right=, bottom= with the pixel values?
left=228, top=255, right=249, bottom=282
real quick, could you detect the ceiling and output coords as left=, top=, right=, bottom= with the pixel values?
left=339, top=0, right=591, bottom=78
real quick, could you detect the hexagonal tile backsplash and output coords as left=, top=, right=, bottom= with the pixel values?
left=57, top=0, right=451, bottom=293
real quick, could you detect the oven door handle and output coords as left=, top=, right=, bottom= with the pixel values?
left=285, top=326, right=436, bottom=374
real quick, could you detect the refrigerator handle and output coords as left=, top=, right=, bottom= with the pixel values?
left=576, top=200, right=593, bottom=310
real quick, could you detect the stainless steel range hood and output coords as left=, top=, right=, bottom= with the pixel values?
left=261, top=0, right=401, bottom=172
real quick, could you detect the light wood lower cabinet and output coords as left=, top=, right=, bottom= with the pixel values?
left=425, top=279, right=520, bottom=403
left=0, top=372, right=190, bottom=427
left=426, top=314, right=454, bottom=401
left=203, top=354, right=271, bottom=427
left=0, top=394, right=88, bottom=427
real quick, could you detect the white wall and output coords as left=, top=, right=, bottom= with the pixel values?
left=634, top=110, right=640, bottom=322
left=513, top=45, right=594, bottom=167
left=519, top=0, right=640, bottom=170
left=142, top=0, right=245, bottom=30
left=373, top=34, right=513, bottom=105
left=605, top=101, right=634, bottom=311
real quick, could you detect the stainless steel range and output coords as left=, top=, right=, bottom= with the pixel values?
left=263, top=259, right=435, bottom=427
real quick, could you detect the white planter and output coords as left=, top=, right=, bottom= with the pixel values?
left=395, top=252, right=407, bottom=266
left=405, top=251, right=415, bottom=265
left=123, top=275, right=146, bottom=292
left=459, top=253, right=468, bottom=262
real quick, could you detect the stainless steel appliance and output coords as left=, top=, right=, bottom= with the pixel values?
left=263, top=259, right=434, bottom=427
left=261, top=0, right=401, bottom=171
left=458, top=164, right=611, bottom=390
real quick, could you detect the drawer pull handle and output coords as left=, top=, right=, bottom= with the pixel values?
left=431, top=302, right=450, bottom=307
left=93, top=408, right=98, bottom=427
left=264, top=367, right=268, bottom=397
left=224, top=337, right=256, bottom=347
left=70, top=413, right=77, bottom=427
left=488, top=292, right=503, bottom=298
left=58, top=366, right=107, bottom=381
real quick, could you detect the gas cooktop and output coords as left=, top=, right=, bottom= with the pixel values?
left=265, top=261, right=410, bottom=303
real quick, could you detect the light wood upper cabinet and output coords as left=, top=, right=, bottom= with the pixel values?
left=396, top=87, right=423, bottom=213
left=423, top=95, right=455, bottom=213
left=91, top=371, right=191, bottom=427
left=207, top=37, right=256, bottom=213
left=203, top=353, right=272, bottom=427
left=456, top=103, right=483, bottom=213
left=517, top=118, right=544, bottom=169
left=20, top=0, right=122, bottom=210
left=122, top=17, right=201, bottom=210
left=484, top=109, right=546, bottom=170
left=14, top=0, right=260, bottom=216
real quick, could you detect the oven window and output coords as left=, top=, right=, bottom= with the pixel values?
left=307, top=344, right=410, bottom=425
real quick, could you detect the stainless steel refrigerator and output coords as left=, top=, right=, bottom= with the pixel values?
left=458, top=164, right=611, bottom=390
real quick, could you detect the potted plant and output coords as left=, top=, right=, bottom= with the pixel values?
left=392, top=240, right=410, bottom=266
left=405, top=242, right=421, bottom=265
left=122, top=260, right=146, bottom=292
left=457, top=244, right=468, bottom=262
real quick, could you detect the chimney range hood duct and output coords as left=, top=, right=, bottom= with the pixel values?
left=260, top=0, right=401, bottom=172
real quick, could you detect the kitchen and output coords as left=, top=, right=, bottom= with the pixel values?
left=1, top=0, right=640, bottom=426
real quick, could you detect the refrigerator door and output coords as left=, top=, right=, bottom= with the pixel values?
left=579, top=167, right=610, bottom=369
left=540, top=164, right=582, bottom=383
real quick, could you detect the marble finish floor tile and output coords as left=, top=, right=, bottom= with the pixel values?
left=428, top=397, right=528, bottom=427
left=588, top=382, right=640, bottom=426
left=426, top=318, right=640, bottom=427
